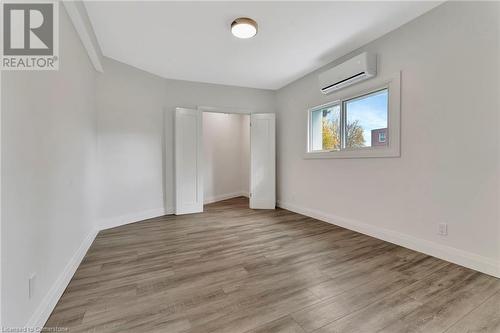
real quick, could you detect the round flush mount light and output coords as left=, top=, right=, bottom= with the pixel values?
left=231, top=17, right=258, bottom=39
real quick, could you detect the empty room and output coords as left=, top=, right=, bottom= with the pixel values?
left=1, top=1, right=499, bottom=332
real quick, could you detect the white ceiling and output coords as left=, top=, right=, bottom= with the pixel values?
left=84, top=1, right=442, bottom=90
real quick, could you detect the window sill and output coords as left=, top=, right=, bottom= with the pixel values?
left=303, top=146, right=400, bottom=159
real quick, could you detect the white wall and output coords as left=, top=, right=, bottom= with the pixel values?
left=96, top=58, right=274, bottom=226
left=203, top=112, right=249, bottom=204
left=275, top=1, right=500, bottom=276
left=95, top=58, right=167, bottom=228
left=1, top=7, right=98, bottom=327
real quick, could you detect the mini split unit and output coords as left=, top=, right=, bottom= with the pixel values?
left=319, top=52, right=377, bottom=94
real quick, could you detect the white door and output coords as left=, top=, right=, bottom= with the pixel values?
left=175, top=108, right=203, bottom=215
left=250, top=113, right=276, bottom=209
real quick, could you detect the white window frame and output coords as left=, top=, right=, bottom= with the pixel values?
left=378, top=132, right=386, bottom=143
left=305, top=71, right=401, bottom=159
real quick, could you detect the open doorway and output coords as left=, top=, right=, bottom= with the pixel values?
left=174, top=107, right=275, bottom=214
left=203, top=112, right=250, bottom=205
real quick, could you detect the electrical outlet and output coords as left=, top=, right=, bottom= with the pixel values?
left=438, top=223, right=448, bottom=236
left=29, top=274, right=36, bottom=299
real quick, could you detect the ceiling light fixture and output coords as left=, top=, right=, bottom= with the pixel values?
left=231, top=17, right=258, bottom=39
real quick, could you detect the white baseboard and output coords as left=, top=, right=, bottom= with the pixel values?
left=99, top=207, right=167, bottom=230
left=25, top=206, right=174, bottom=329
left=30, top=197, right=497, bottom=330
left=26, top=227, right=99, bottom=329
left=277, top=200, right=500, bottom=278
left=204, top=191, right=249, bottom=204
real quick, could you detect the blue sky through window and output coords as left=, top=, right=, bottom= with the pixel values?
left=323, top=105, right=340, bottom=123
left=345, top=89, right=388, bottom=146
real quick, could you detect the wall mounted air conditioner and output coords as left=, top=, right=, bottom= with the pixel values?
left=319, top=52, right=377, bottom=94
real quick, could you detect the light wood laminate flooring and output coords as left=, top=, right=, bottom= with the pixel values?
left=45, top=197, right=500, bottom=333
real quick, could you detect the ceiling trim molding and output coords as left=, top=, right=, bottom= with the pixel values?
left=63, top=1, right=104, bottom=73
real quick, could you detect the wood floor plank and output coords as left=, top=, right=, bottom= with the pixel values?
left=44, top=197, right=500, bottom=333
left=292, top=271, right=416, bottom=332
left=311, top=264, right=485, bottom=333
left=379, top=272, right=500, bottom=333
left=245, top=315, right=306, bottom=333
left=444, top=291, right=500, bottom=333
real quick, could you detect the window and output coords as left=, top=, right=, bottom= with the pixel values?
left=306, top=72, right=400, bottom=159
left=310, top=104, right=340, bottom=151
left=344, top=89, right=388, bottom=148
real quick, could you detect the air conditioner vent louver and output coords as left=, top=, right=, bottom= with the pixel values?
left=319, top=53, right=376, bottom=94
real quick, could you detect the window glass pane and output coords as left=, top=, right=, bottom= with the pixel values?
left=344, top=89, right=388, bottom=148
left=311, top=105, right=340, bottom=151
